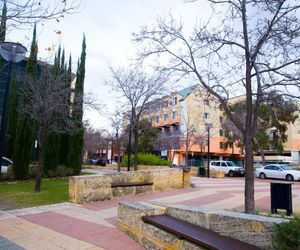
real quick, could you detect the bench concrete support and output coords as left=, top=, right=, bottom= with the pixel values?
left=117, top=201, right=288, bottom=249
left=69, top=168, right=190, bottom=204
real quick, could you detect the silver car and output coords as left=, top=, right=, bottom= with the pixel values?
left=1, top=157, right=13, bottom=173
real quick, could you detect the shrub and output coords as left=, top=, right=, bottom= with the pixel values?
left=55, top=165, right=74, bottom=177
left=28, top=164, right=37, bottom=178
left=122, top=153, right=171, bottom=167
left=271, top=217, right=300, bottom=250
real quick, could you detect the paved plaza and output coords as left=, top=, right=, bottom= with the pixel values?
left=0, top=176, right=300, bottom=249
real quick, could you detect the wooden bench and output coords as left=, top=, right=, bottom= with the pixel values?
left=111, top=182, right=153, bottom=188
left=142, top=215, right=260, bottom=250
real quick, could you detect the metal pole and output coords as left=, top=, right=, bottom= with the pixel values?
left=207, top=126, right=210, bottom=178
left=127, top=115, right=132, bottom=171
left=0, top=60, right=13, bottom=168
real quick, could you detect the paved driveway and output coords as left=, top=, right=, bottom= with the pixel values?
left=0, top=176, right=299, bottom=249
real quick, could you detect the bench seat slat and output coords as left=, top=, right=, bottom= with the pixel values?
left=142, top=215, right=260, bottom=250
left=111, top=182, right=153, bottom=188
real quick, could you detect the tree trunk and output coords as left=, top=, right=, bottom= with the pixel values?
left=133, top=126, right=139, bottom=170
left=117, top=140, right=121, bottom=172
left=244, top=134, right=255, bottom=213
left=259, top=150, right=266, bottom=166
left=35, top=145, right=44, bottom=193
left=185, top=146, right=188, bottom=167
left=171, top=150, right=176, bottom=164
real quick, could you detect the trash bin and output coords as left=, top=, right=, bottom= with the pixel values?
left=199, top=167, right=206, bottom=177
left=270, top=182, right=293, bottom=216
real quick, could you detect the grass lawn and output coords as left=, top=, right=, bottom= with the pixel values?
left=0, top=178, right=69, bottom=209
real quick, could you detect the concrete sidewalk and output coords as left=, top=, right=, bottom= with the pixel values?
left=1, top=177, right=299, bottom=249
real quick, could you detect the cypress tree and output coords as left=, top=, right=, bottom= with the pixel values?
left=13, top=24, right=38, bottom=179
left=59, top=53, right=71, bottom=165
left=43, top=46, right=63, bottom=175
left=5, top=70, right=18, bottom=158
left=67, top=35, right=86, bottom=174
left=0, top=0, right=7, bottom=42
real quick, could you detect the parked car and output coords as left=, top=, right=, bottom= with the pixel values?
left=210, top=160, right=244, bottom=177
left=1, top=157, right=13, bottom=173
left=96, top=158, right=106, bottom=166
left=255, top=164, right=300, bottom=181
left=89, top=159, right=97, bottom=164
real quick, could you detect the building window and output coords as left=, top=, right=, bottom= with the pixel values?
left=204, top=113, right=209, bottom=119
left=173, top=125, right=180, bottom=135
left=156, top=115, right=160, bottom=123
left=172, top=111, right=177, bottom=119
left=173, top=97, right=177, bottom=106
left=165, top=127, right=171, bottom=136
left=219, top=129, right=223, bottom=137
left=158, top=128, right=162, bottom=137
left=149, top=117, right=152, bottom=123
left=220, top=142, right=224, bottom=149
left=204, top=99, right=209, bottom=106
left=164, top=113, right=168, bottom=121
left=163, top=101, right=168, bottom=108
left=220, top=116, right=223, bottom=123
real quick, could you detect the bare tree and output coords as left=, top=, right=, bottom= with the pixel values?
left=107, top=65, right=168, bottom=170
left=83, top=121, right=103, bottom=159
left=194, top=133, right=207, bottom=161
left=19, top=66, right=81, bottom=192
left=105, top=109, right=124, bottom=171
left=133, top=1, right=300, bottom=213
left=181, top=112, right=202, bottom=167
left=2, top=0, right=80, bottom=28
left=157, top=133, right=181, bottom=164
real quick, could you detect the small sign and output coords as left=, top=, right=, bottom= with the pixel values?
left=161, top=150, right=168, bottom=156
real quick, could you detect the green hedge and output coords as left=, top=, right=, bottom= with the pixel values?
left=272, top=217, right=300, bottom=249
left=122, top=153, right=171, bottom=167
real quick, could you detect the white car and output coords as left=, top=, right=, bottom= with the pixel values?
left=256, top=164, right=300, bottom=181
left=210, top=160, right=245, bottom=177
left=1, top=157, right=13, bottom=173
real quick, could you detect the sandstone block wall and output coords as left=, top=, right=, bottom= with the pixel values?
left=117, top=201, right=288, bottom=249
left=69, top=168, right=190, bottom=204
left=210, top=170, right=225, bottom=178
left=190, top=167, right=199, bottom=176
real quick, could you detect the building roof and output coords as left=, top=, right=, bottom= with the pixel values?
left=177, top=85, right=198, bottom=100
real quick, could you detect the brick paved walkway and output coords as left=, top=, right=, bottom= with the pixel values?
left=0, top=176, right=299, bottom=249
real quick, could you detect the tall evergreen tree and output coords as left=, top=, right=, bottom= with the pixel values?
left=13, top=24, right=38, bottom=179
left=59, top=53, right=72, bottom=165
left=0, top=0, right=7, bottom=42
left=43, top=47, right=62, bottom=174
left=67, top=35, right=86, bottom=174
left=5, top=70, right=18, bottom=158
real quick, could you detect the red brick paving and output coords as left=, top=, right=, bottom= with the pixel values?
left=84, top=187, right=194, bottom=211
left=21, top=212, right=142, bottom=249
left=177, top=191, right=235, bottom=206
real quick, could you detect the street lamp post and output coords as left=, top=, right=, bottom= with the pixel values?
left=205, top=123, right=213, bottom=178
left=0, top=42, right=27, bottom=170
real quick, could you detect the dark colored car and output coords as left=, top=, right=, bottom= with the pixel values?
left=170, top=164, right=190, bottom=170
left=96, top=159, right=106, bottom=166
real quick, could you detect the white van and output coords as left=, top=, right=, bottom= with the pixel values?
left=210, top=161, right=244, bottom=177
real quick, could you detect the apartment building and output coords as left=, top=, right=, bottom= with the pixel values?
left=253, top=117, right=300, bottom=165
left=146, top=85, right=241, bottom=166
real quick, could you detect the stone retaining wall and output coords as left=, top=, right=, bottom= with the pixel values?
left=106, top=165, right=169, bottom=170
left=117, top=201, right=288, bottom=249
left=69, top=168, right=190, bottom=204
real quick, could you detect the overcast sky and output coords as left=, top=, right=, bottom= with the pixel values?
left=8, top=0, right=212, bottom=130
